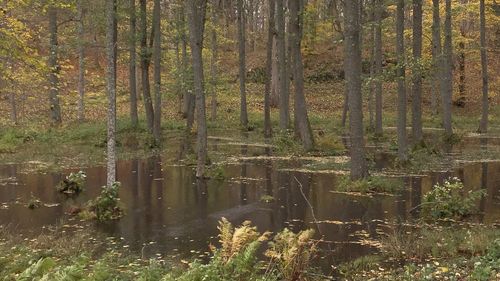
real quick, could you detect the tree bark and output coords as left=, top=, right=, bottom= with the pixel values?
left=140, top=0, right=155, bottom=133
left=276, top=0, right=289, bottom=130
left=479, top=0, right=489, bottom=133
left=442, top=0, right=454, bottom=137
left=431, top=0, right=442, bottom=116
left=270, top=35, right=279, bottom=107
left=264, top=0, right=275, bottom=138
left=77, top=0, right=85, bottom=123
left=374, top=0, right=383, bottom=136
left=188, top=0, right=208, bottom=178
left=412, top=0, right=423, bottom=144
left=237, top=0, right=248, bottom=128
left=48, top=5, right=62, bottom=124
left=344, top=0, right=368, bottom=180
left=289, top=0, right=314, bottom=151
left=152, top=0, right=162, bottom=144
left=396, top=0, right=407, bottom=162
left=210, top=0, right=218, bottom=121
left=129, top=0, right=139, bottom=127
left=106, top=0, right=117, bottom=187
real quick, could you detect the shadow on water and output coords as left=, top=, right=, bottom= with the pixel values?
left=0, top=133, right=499, bottom=265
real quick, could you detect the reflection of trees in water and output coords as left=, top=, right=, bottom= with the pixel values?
left=410, top=177, right=422, bottom=220
left=195, top=179, right=208, bottom=219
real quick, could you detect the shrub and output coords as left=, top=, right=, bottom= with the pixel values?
left=421, top=177, right=485, bottom=220
left=337, top=175, right=403, bottom=194
left=56, top=171, right=87, bottom=194
left=83, top=182, right=123, bottom=221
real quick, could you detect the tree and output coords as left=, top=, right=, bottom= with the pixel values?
left=209, top=0, right=218, bottom=121
left=396, top=0, right=407, bottom=162
left=442, top=0, right=454, bottom=137
left=77, top=0, right=85, bottom=123
left=412, top=0, right=423, bottom=144
left=431, top=0, right=442, bottom=116
left=264, top=0, right=275, bottom=138
left=237, top=0, right=248, bottom=128
left=152, top=0, right=162, bottom=144
left=344, top=0, right=368, bottom=180
left=187, top=0, right=208, bottom=178
left=289, top=0, right=314, bottom=151
left=129, top=0, right=139, bottom=127
left=479, top=0, right=488, bottom=133
left=48, top=4, right=62, bottom=124
left=374, top=0, right=383, bottom=137
left=139, top=0, right=155, bottom=133
left=276, top=0, right=289, bottom=130
left=106, top=0, right=117, bottom=187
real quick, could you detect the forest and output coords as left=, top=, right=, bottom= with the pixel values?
left=0, top=0, right=499, bottom=280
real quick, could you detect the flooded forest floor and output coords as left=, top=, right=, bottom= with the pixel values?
left=0, top=102, right=499, bottom=280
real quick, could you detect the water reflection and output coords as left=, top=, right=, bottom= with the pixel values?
left=0, top=155, right=499, bottom=263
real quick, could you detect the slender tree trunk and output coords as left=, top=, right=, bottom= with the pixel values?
left=276, top=0, right=289, bottom=130
left=442, top=0, right=454, bottom=137
left=210, top=0, right=218, bottom=121
left=264, top=0, right=275, bottom=138
left=48, top=5, right=62, bottom=124
left=237, top=0, right=248, bottom=128
left=431, top=0, right=441, bottom=116
left=368, top=0, right=375, bottom=132
left=106, top=0, right=117, bottom=187
left=129, top=0, right=139, bottom=126
left=289, top=0, right=314, bottom=151
left=412, top=0, right=423, bottom=144
left=188, top=0, right=208, bottom=178
left=140, top=0, right=155, bottom=133
left=374, top=0, right=383, bottom=136
left=479, top=0, right=488, bottom=133
left=344, top=0, right=368, bottom=180
left=77, top=0, right=85, bottom=123
left=396, top=0, right=407, bottom=162
left=270, top=36, right=279, bottom=107
left=152, top=0, right=162, bottom=144
left=458, top=0, right=469, bottom=105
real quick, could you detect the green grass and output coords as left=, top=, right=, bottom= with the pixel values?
left=336, top=175, right=404, bottom=194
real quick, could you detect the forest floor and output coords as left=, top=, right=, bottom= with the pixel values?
left=0, top=82, right=499, bottom=280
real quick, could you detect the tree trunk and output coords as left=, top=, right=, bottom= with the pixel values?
left=140, top=0, right=155, bottom=133
left=442, top=0, right=454, bottom=137
left=188, top=0, right=208, bottom=178
left=48, top=5, right=62, bottom=124
left=374, top=0, right=383, bottom=136
left=237, top=0, right=248, bottom=128
left=431, top=0, right=442, bottom=116
left=152, top=0, right=162, bottom=144
left=129, top=0, right=139, bottom=126
left=412, top=0, right=423, bottom=144
left=289, top=0, right=314, bottom=151
left=264, top=0, right=275, bottom=138
left=458, top=0, right=469, bottom=105
left=479, top=0, right=488, bottom=133
left=210, top=0, right=218, bottom=121
left=106, top=0, right=117, bottom=187
left=270, top=35, right=279, bottom=107
left=276, top=0, right=289, bottom=130
left=344, top=0, right=368, bottom=180
left=77, top=0, right=85, bottom=123
left=396, top=0, right=407, bottom=162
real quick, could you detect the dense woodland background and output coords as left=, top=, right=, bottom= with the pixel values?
left=0, top=0, right=499, bottom=180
